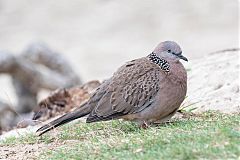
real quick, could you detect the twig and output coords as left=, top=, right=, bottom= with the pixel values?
left=209, top=48, right=240, bottom=55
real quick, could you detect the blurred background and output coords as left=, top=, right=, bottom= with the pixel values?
left=0, top=0, right=239, bottom=105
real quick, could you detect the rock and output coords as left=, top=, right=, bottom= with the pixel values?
left=185, top=50, right=240, bottom=113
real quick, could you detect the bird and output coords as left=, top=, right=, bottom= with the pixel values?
left=36, top=41, right=188, bottom=136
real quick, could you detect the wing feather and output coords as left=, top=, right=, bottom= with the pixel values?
left=86, top=58, right=164, bottom=122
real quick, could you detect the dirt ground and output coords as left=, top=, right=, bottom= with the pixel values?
left=1, top=143, right=47, bottom=160
left=0, top=140, right=81, bottom=160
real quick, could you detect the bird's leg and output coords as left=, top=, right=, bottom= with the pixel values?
left=139, top=121, right=149, bottom=129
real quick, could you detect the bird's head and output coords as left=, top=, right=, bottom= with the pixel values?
left=152, top=41, right=188, bottom=62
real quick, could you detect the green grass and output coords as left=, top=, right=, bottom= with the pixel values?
left=1, top=111, right=240, bottom=160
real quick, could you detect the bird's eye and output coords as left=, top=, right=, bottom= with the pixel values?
left=167, top=49, right=171, bottom=53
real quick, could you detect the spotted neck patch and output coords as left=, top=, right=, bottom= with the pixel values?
left=148, top=52, right=170, bottom=73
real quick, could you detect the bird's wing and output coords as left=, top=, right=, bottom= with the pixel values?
left=86, top=58, right=164, bottom=122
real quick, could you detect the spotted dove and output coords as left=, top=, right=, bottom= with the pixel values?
left=37, top=41, right=188, bottom=136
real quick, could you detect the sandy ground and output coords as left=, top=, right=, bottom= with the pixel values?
left=0, top=117, right=84, bottom=159
left=0, top=139, right=80, bottom=160
left=1, top=143, right=47, bottom=160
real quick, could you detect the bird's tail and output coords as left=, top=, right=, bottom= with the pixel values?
left=36, top=102, right=91, bottom=136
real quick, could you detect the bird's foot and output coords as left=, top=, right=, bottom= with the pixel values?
left=140, top=121, right=149, bottom=129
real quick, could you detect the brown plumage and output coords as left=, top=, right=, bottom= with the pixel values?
left=37, top=41, right=188, bottom=136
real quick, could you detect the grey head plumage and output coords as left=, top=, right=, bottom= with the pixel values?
left=148, top=41, right=188, bottom=73
left=150, top=41, right=188, bottom=62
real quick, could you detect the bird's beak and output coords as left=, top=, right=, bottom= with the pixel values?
left=178, top=54, right=188, bottom=62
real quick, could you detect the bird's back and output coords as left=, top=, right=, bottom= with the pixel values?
left=86, top=57, right=165, bottom=122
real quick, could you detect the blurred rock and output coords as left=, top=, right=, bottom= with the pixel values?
left=0, top=42, right=82, bottom=133
left=0, top=101, right=16, bottom=132
left=0, top=101, right=36, bottom=134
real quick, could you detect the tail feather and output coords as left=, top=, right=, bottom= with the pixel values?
left=36, top=103, right=91, bottom=136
